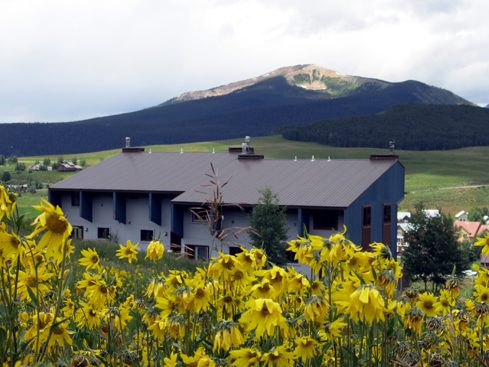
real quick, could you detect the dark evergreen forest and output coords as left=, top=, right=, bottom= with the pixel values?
left=0, top=77, right=472, bottom=155
left=280, top=104, right=489, bottom=150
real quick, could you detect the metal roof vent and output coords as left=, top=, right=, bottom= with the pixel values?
left=122, top=137, right=144, bottom=153
left=237, top=136, right=264, bottom=160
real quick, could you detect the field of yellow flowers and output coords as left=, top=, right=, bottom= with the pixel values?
left=1, top=184, right=489, bottom=367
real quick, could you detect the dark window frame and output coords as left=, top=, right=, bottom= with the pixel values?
left=186, top=244, right=209, bottom=260
left=140, top=229, right=154, bottom=242
left=383, top=204, right=391, bottom=224
left=72, top=225, right=84, bottom=240
left=313, top=209, right=340, bottom=230
left=71, top=192, right=80, bottom=207
left=97, top=227, right=110, bottom=239
left=362, top=206, right=372, bottom=227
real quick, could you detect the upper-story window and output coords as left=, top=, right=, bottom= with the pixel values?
left=383, top=205, right=391, bottom=224
left=71, top=192, right=80, bottom=207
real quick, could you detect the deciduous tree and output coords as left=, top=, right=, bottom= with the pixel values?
left=403, top=203, right=468, bottom=291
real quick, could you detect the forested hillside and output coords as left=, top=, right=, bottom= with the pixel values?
left=280, top=104, right=489, bottom=150
left=1, top=65, right=471, bottom=155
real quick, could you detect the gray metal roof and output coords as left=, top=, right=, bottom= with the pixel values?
left=52, top=151, right=399, bottom=208
left=173, top=158, right=398, bottom=207
left=50, top=152, right=237, bottom=192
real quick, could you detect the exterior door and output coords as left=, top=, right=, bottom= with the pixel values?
left=382, top=204, right=391, bottom=246
left=362, top=206, right=371, bottom=249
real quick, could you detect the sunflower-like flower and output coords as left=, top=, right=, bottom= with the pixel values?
left=229, top=348, right=261, bottom=367
left=75, top=301, right=102, bottom=329
left=294, top=336, right=319, bottom=362
left=474, top=232, right=489, bottom=256
left=260, top=345, right=292, bottom=367
left=239, top=298, right=287, bottom=338
left=416, top=292, right=439, bottom=317
left=341, top=284, right=386, bottom=324
left=146, top=240, right=165, bottom=261
left=28, top=200, right=72, bottom=260
left=213, top=320, right=244, bottom=352
left=0, top=185, right=16, bottom=221
left=116, top=240, right=139, bottom=264
left=78, top=248, right=101, bottom=271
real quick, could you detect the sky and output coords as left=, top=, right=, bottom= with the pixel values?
left=1, top=0, right=488, bottom=123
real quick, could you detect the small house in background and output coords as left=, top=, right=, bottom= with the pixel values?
left=396, top=222, right=413, bottom=258
left=57, top=161, right=82, bottom=172
left=423, top=209, right=440, bottom=218
left=454, top=220, right=483, bottom=242
left=397, top=211, right=411, bottom=223
left=29, top=163, right=42, bottom=172
left=48, top=137, right=405, bottom=260
left=455, top=210, right=468, bottom=221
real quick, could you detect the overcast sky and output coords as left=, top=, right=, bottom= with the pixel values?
left=1, top=0, right=488, bottom=122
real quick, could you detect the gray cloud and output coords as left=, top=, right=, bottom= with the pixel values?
left=0, top=0, right=488, bottom=122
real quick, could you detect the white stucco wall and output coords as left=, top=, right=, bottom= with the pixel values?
left=61, top=193, right=172, bottom=250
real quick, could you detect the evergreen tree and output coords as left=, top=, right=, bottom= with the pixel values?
left=1, top=171, right=11, bottom=183
left=467, top=207, right=489, bottom=223
left=249, top=188, right=288, bottom=265
left=403, top=203, right=468, bottom=291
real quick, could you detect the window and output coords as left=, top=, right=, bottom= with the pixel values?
left=71, top=192, right=80, bottom=207
left=313, top=210, right=340, bottom=230
left=140, top=230, right=153, bottom=242
left=362, top=206, right=372, bottom=227
left=72, top=226, right=84, bottom=240
left=383, top=205, right=391, bottom=224
left=191, top=208, right=207, bottom=223
left=186, top=245, right=209, bottom=260
left=97, top=227, right=110, bottom=239
left=229, top=246, right=242, bottom=256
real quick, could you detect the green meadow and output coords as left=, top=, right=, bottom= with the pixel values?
left=5, top=135, right=489, bottom=218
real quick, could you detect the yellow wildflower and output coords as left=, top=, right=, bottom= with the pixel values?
left=416, top=292, right=439, bottom=317
left=78, top=248, right=101, bottom=271
left=230, top=348, right=261, bottom=367
left=294, top=336, right=318, bottom=362
left=474, top=232, right=489, bottom=256
left=116, top=240, right=139, bottom=264
left=28, top=200, right=72, bottom=257
left=146, top=240, right=165, bottom=261
left=239, top=298, right=287, bottom=338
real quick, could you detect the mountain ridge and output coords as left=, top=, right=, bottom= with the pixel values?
left=162, top=64, right=470, bottom=105
left=0, top=64, right=474, bottom=155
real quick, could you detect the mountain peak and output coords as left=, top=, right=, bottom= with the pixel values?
left=163, top=64, right=348, bottom=105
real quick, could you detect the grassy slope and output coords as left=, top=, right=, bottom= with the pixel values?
left=9, top=136, right=489, bottom=216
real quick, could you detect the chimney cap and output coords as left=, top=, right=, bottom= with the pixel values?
left=122, top=136, right=144, bottom=153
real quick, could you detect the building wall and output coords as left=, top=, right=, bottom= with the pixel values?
left=60, top=191, right=172, bottom=249
left=181, top=207, right=302, bottom=257
left=343, top=162, right=404, bottom=256
left=52, top=161, right=404, bottom=258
